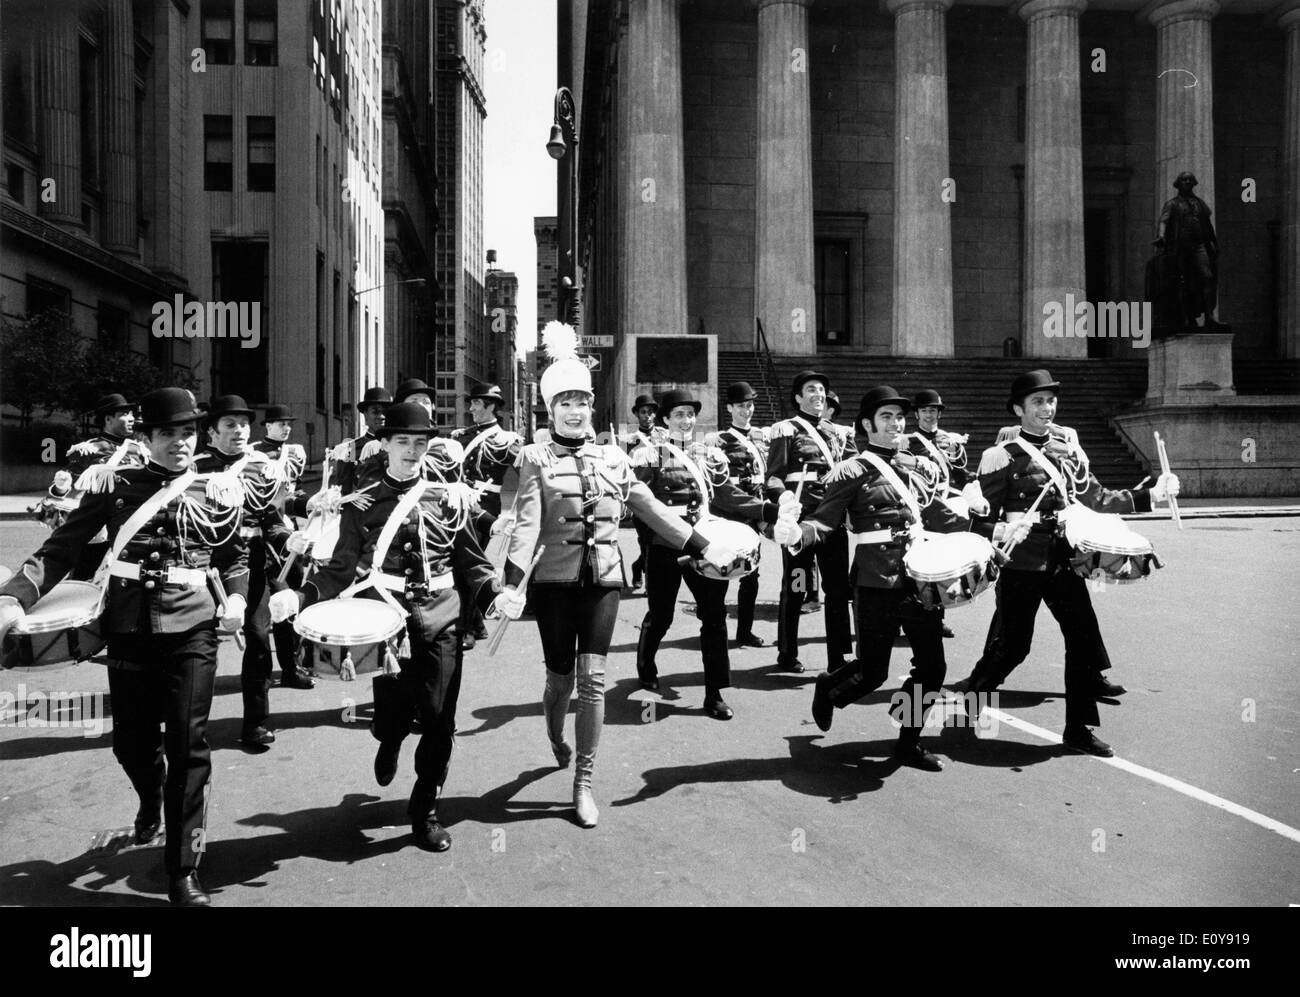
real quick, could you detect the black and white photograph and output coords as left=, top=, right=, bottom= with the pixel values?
left=0, top=0, right=1296, bottom=939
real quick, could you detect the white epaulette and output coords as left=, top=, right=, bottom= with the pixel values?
left=437, top=437, right=465, bottom=462
left=977, top=444, right=1013, bottom=476
left=824, top=457, right=867, bottom=485
left=703, top=431, right=720, bottom=448
left=769, top=419, right=797, bottom=438
left=359, top=438, right=383, bottom=461
left=203, top=470, right=246, bottom=509
left=599, top=444, right=631, bottom=468
left=518, top=442, right=556, bottom=468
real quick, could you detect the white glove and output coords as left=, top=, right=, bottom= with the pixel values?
left=490, top=587, right=526, bottom=621
left=220, top=594, right=247, bottom=633
left=0, top=598, right=27, bottom=648
left=777, top=491, right=799, bottom=513
left=286, top=531, right=312, bottom=556
left=50, top=470, right=73, bottom=496
left=999, top=519, right=1032, bottom=548
left=1152, top=472, right=1180, bottom=504
left=490, top=513, right=514, bottom=537
left=268, top=590, right=299, bottom=624
left=700, top=542, right=738, bottom=571
left=328, top=441, right=353, bottom=462
left=960, top=482, right=990, bottom=518
left=773, top=519, right=801, bottom=548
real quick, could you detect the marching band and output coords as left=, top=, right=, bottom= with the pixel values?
left=0, top=333, right=1182, bottom=905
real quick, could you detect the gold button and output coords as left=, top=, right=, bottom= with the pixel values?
left=156, top=527, right=166, bottom=536
left=149, top=552, right=160, bottom=562
left=586, top=538, right=595, bottom=546
left=403, top=543, right=413, bottom=551
left=144, top=581, right=156, bottom=590
left=585, top=515, right=594, bottom=523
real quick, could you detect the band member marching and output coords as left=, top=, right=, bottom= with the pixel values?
left=624, top=393, right=660, bottom=591
left=776, top=387, right=956, bottom=769
left=452, top=383, right=523, bottom=648
left=712, top=381, right=772, bottom=648
left=765, top=370, right=856, bottom=673
left=329, top=385, right=392, bottom=497
left=269, top=403, right=503, bottom=853
left=632, top=388, right=790, bottom=720
left=494, top=323, right=741, bottom=827
left=195, top=395, right=298, bottom=749
left=950, top=370, right=1180, bottom=756
left=0, top=387, right=248, bottom=905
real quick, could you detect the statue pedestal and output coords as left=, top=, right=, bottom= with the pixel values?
left=1146, top=332, right=1235, bottom=403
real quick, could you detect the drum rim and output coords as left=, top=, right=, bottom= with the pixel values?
left=1074, top=540, right=1153, bottom=556
left=11, top=581, right=103, bottom=635
left=294, top=598, right=405, bottom=644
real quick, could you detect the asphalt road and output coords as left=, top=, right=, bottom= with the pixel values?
left=0, top=516, right=1297, bottom=906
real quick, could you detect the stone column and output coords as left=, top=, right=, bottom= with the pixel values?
left=754, top=0, right=816, bottom=354
left=620, top=0, right=688, bottom=339
left=1278, top=0, right=1300, bottom=359
left=35, top=5, right=82, bottom=227
left=886, top=0, right=954, bottom=357
left=1015, top=0, right=1087, bottom=358
left=1143, top=0, right=1219, bottom=222
left=102, top=0, right=138, bottom=254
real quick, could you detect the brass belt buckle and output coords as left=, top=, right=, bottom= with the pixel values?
left=138, top=564, right=169, bottom=590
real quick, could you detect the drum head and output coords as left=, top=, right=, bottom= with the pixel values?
left=1060, top=505, right=1153, bottom=556
left=904, top=533, right=993, bottom=582
left=12, top=581, right=103, bottom=634
left=294, top=598, right=405, bottom=645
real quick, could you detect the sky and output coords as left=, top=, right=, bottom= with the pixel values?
left=483, top=0, right=558, bottom=357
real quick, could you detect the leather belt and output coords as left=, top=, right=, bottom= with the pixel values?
left=1006, top=511, right=1041, bottom=525
left=664, top=506, right=695, bottom=517
left=849, top=529, right=894, bottom=545
left=472, top=480, right=502, bottom=494
left=373, top=571, right=454, bottom=594
left=109, top=561, right=208, bottom=588
left=784, top=471, right=820, bottom=483
left=239, top=524, right=263, bottom=538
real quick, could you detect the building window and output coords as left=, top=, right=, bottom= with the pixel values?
left=245, top=0, right=278, bottom=65
left=247, top=116, right=275, bottom=191
left=316, top=252, right=326, bottom=410
left=26, top=277, right=70, bottom=320
left=201, top=0, right=235, bottom=65
left=204, top=115, right=232, bottom=190
left=212, top=241, right=269, bottom=402
left=5, top=163, right=24, bottom=203
left=815, top=239, right=851, bottom=345
left=97, top=304, right=129, bottom=350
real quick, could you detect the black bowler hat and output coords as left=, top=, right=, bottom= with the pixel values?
left=361, top=385, right=393, bottom=406
left=393, top=378, right=434, bottom=404
left=726, top=381, right=758, bottom=404
left=206, top=395, right=256, bottom=422
left=138, top=388, right=204, bottom=430
left=857, top=386, right=911, bottom=428
left=826, top=391, right=842, bottom=418
left=655, top=388, right=702, bottom=425
left=375, top=403, right=435, bottom=438
left=1006, top=369, right=1061, bottom=415
left=913, top=389, right=945, bottom=411
left=467, top=383, right=505, bottom=406
left=631, top=393, right=658, bottom=415
left=90, top=392, right=134, bottom=416
left=790, top=369, right=830, bottom=408
left=262, top=404, right=297, bottom=424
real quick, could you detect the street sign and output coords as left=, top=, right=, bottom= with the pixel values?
left=579, top=335, right=614, bottom=348
left=579, top=354, right=601, bottom=371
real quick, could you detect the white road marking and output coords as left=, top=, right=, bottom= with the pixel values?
left=977, top=705, right=1300, bottom=845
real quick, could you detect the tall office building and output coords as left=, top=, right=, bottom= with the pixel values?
left=484, top=266, right=517, bottom=425
left=534, top=214, right=559, bottom=346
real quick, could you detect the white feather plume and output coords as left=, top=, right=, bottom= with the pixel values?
left=541, top=321, right=579, bottom=362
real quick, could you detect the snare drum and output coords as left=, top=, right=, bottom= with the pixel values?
left=904, top=532, right=999, bottom=611
left=679, top=518, right=762, bottom=581
left=2, top=580, right=105, bottom=670
left=1059, top=505, right=1158, bottom=583
left=305, top=514, right=341, bottom=563
left=294, top=597, right=405, bottom=680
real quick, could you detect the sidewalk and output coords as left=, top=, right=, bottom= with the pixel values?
left=2, top=490, right=1299, bottom=521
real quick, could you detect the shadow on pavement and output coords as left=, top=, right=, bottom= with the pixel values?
left=458, top=699, right=542, bottom=737
left=0, top=846, right=173, bottom=907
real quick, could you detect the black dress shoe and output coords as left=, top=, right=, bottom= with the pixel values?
left=460, top=631, right=477, bottom=652
left=472, top=623, right=489, bottom=641
left=239, top=726, right=276, bottom=750
left=941, top=624, right=955, bottom=638
left=703, top=697, right=734, bottom=721
left=168, top=871, right=211, bottom=906
left=1095, top=677, right=1127, bottom=697
left=279, top=667, right=316, bottom=690
left=734, top=632, right=767, bottom=648
left=949, top=675, right=974, bottom=694
left=639, top=677, right=659, bottom=692
left=1063, top=726, right=1114, bottom=757
left=374, top=741, right=401, bottom=787
left=412, top=819, right=452, bottom=852
left=777, top=658, right=806, bottom=674
left=800, top=599, right=821, bottom=615
left=894, top=742, right=944, bottom=771
left=811, top=673, right=833, bottom=732
left=133, top=807, right=161, bottom=846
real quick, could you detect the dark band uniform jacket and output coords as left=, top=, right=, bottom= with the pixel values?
left=908, top=428, right=971, bottom=491
left=765, top=415, right=858, bottom=512
left=505, top=439, right=709, bottom=587
left=65, top=431, right=148, bottom=479
left=451, top=421, right=522, bottom=506
left=633, top=438, right=778, bottom=546
left=331, top=430, right=382, bottom=495
left=797, top=447, right=955, bottom=589
left=0, top=462, right=249, bottom=634
left=714, top=427, right=768, bottom=497
left=294, top=472, right=500, bottom=630
left=194, top=446, right=293, bottom=555
left=973, top=430, right=1154, bottom=571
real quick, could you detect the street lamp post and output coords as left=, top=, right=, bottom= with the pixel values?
left=547, top=87, right=580, bottom=328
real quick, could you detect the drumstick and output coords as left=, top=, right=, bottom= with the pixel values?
left=996, top=478, right=1055, bottom=559
left=207, top=568, right=247, bottom=651
left=486, top=545, right=546, bottom=657
left=1153, top=431, right=1182, bottom=530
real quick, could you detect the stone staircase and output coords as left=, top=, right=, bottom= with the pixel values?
left=717, top=352, right=1152, bottom=484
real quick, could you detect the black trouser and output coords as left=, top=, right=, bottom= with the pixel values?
left=778, top=527, right=852, bottom=669
left=968, top=556, right=1104, bottom=728
left=637, top=543, right=730, bottom=694
left=734, top=566, right=759, bottom=638
left=531, top=582, right=620, bottom=672
left=106, top=625, right=220, bottom=876
left=460, top=505, right=497, bottom=640
left=630, top=521, right=653, bottom=585
left=241, top=536, right=275, bottom=731
left=371, top=596, right=464, bottom=821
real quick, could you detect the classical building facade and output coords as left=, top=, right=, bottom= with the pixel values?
left=431, top=0, right=488, bottom=427
left=563, top=0, right=1298, bottom=425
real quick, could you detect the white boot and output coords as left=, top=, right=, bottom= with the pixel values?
left=573, top=653, right=605, bottom=828
left=542, top=668, right=575, bottom=767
